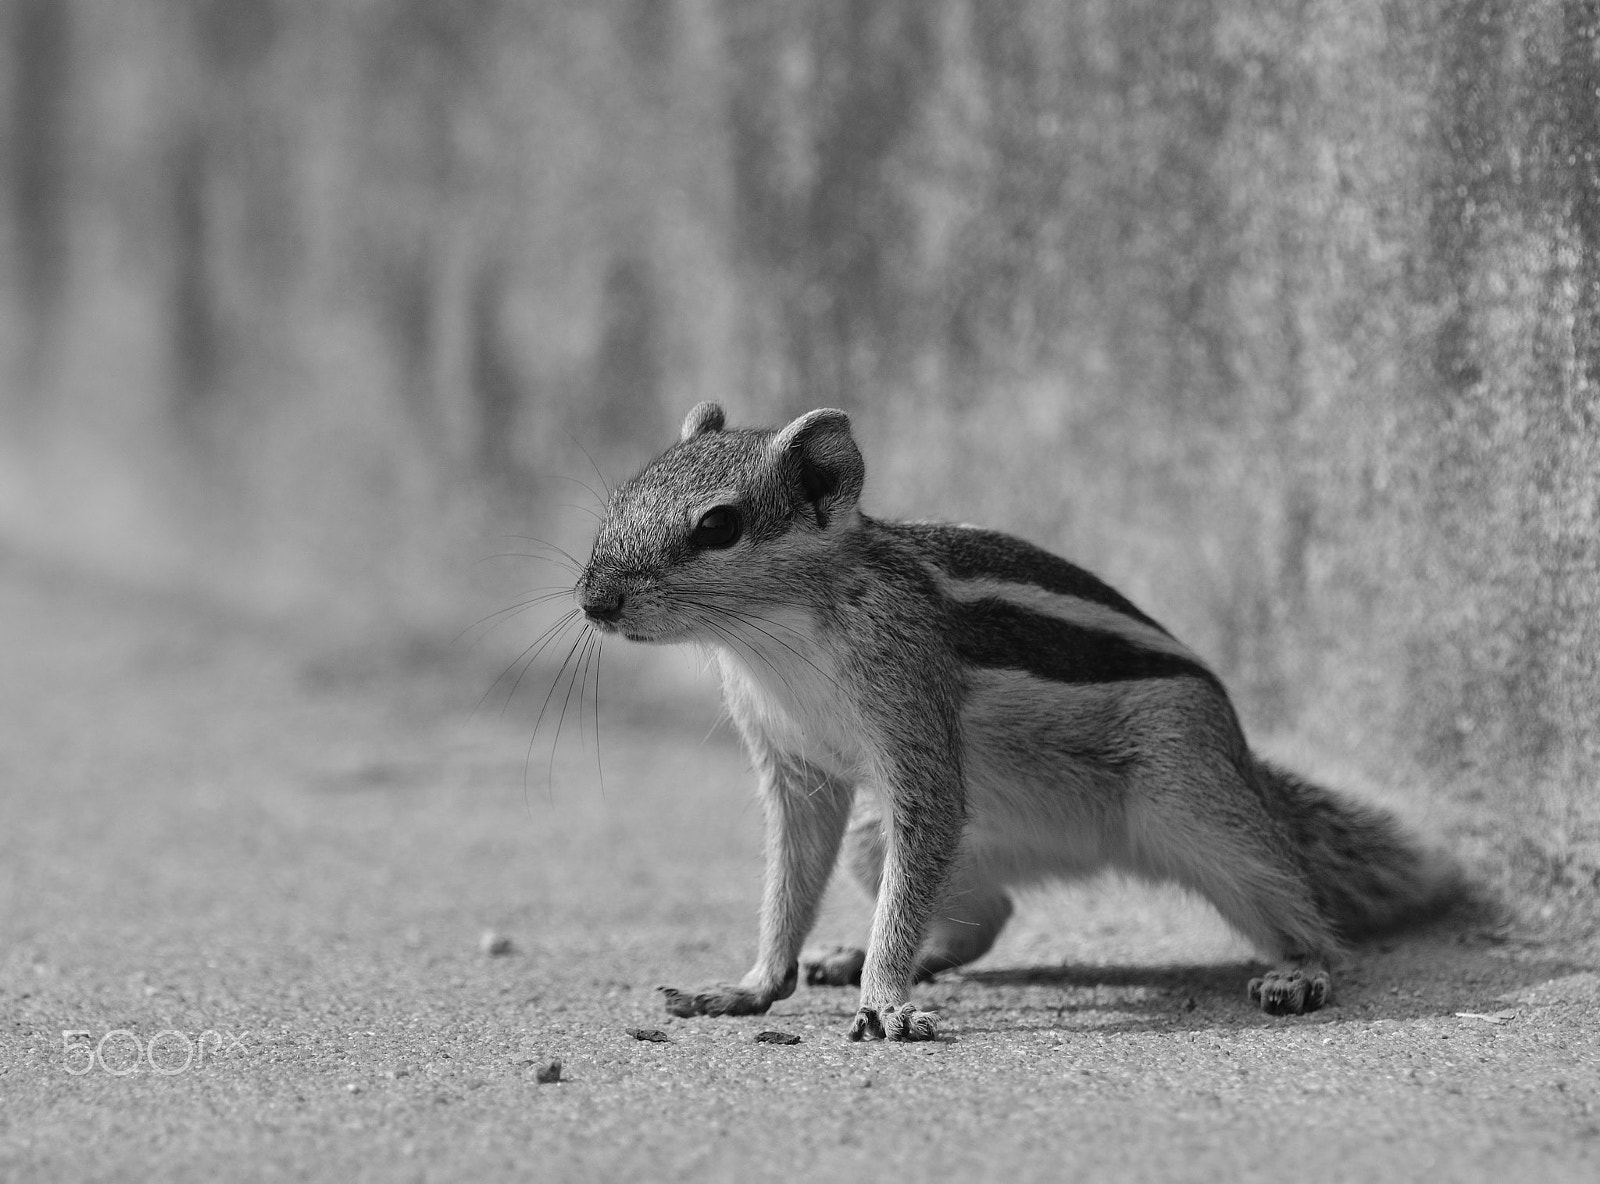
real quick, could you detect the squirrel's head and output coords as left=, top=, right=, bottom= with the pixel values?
left=576, top=402, right=864, bottom=642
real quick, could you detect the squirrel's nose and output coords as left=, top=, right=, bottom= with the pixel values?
left=580, top=584, right=625, bottom=623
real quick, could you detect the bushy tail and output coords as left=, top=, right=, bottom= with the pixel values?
left=1253, top=760, right=1462, bottom=941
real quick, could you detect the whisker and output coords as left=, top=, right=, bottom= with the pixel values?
left=503, top=609, right=584, bottom=720
left=726, top=611, right=830, bottom=680
left=732, top=607, right=829, bottom=661
left=697, top=613, right=808, bottom=709
left=685, top=602, right=849, bottom=776
left=573, top=626, right=599, bottom=754
left=455, top=589, right=575, bottom=646
left=556, top=502, right=604, bottom=522
left=559, top=428, right=613, bottom=501
left=694, top=612, right=777, bottom=681
left=683, top=597, right=841, bottom=694
left=547, top=472, right=610, bottom=509
left=495, top=534, right=586, bottom=573
left=592, top=636, right=606, bottom=799
left=474, top=553, right=581, bottom=570
left=553, top=629, right=595, bottom=782
left=526, top=624, right=592, bottom=797
left=474, top=608, right=580, bottom=720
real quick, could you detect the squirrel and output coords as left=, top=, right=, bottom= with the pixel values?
left=575, top=402, right=1456, bottom=1042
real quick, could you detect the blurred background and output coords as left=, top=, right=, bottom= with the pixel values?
left=0, top=0, right=1595, bottom=901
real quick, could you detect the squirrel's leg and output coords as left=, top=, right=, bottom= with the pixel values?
left=846, top=751, right=964, bottom=1042
left=806, top=802, right=1011, bottom=986
left=1124, top=749, right=1338, bottom=1016
left=800, top=799, right=882, bottom=988
left=660, top=753, right=852, bottom=1020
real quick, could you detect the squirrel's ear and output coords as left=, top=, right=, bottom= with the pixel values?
left=769, top=408, right=863, bottom=527
left=680, top=401, right=726, bottom=442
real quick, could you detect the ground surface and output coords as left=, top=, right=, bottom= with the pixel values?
left=2, top=553, right=1598, bottom=1183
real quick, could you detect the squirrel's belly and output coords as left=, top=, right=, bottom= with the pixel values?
left=960, top=668, right=1134, bottom=874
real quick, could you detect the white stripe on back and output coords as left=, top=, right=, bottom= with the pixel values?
left=927, top=568, right=1202, bottom=667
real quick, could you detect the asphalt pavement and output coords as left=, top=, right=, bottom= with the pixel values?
left=2, top=554, right=1596, bottom=1182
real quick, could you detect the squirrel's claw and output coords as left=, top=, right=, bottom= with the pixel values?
left=847, top=1002, right=938, bottom=1042
left=1247, top=964, right=1332, bottom=1015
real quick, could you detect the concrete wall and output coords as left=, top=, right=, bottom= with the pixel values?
left=1, top=0, right=1595, bottom=888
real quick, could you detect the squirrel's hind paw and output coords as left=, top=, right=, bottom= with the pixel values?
left=847, top=1003, right=939, bottom=1042
left=803, top=945, right=865, bottom=987
left=1247, top=964, right=1332, bottom=1015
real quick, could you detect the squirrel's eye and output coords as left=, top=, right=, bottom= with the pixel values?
left=691, top=506, right=741, bottom=549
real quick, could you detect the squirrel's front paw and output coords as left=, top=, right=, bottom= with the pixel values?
left=846, top=1003, right=938, bottom=1042
left=1247, top=964, right=1332, bottom=1016
left=659, top=984, right=774, bottom=1018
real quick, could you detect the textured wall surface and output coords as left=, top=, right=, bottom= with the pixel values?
left=0, top=1, right=1595, bottom=884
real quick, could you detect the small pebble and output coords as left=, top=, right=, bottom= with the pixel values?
left=755, top=1030, right=801, bottom=1045
left=628, top=1027, right=672, bottom=1043
left=480, top=931, right=513, bottom=956
left=534, top=1059, right=562, bottom=1084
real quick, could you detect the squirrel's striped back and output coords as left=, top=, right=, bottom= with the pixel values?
left=883, top=520, right=1223, bottom=694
